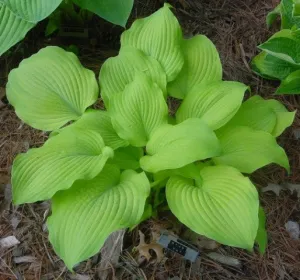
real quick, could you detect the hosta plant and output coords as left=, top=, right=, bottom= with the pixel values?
left=7, top=4, right=295, bottom=270
left=252, top=0, right=300, bottom=94
left=266, top=0, right=300, bottom=29
left=0, top=0, right=134, bottom=56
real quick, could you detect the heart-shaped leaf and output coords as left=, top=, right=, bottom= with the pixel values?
left=12, top=128, right=114, bottom=204
left=99, top=46, right=167, bottom=106
left=168, top=35, right=222, bottom=99
left=109, top=73, right=168, bottom=147
left=7, top=46, right=98, bottom=131
left=48, top=165, right=150, bottom=270
left=166, top=165, right=259, bottom=250
left=121, top=3, right=184, bottom=82
left=176, top=81, right=247, bottom=130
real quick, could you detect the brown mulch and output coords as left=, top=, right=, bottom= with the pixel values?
left=1, top=0, right=300, bottom=279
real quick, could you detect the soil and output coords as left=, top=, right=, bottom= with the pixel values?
left=1, top=0, right=300, bottom=279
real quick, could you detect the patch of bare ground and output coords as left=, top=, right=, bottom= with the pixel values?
left=1, top=0, right=300, bottom=279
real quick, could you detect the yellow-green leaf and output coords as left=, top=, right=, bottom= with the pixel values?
left=166, top=165, right=259, bottom=250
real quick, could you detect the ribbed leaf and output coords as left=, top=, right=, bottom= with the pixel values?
left=72, top=0, right=133, bottom=26
left=109, top=73, right=168, bottom=147
left=259, top=36, right=300, bottom=65
left=281, top=0, right=300, bottom=28
left=251, top=51, right=300, bottom=80
left=214, top=126, right=289, bottom=173
left=277, top=69, right=300, bottom=94
left=2, top=0, right=61, bottom=21
left=166, top=166, right=259, bottom=250
left=0, top=0, right=62, bottom=56
left=0, top=4, right=34, bottom=56
left=168, top=35, right=222, bottom=99
left=121, top=4, right=184, bottom=82
left=48, top=165, right=150, bottom=270
left=99, top=46, right=167, bottom=106
left=140, top=118, right=221, bottom=173
left=51, top=110, right=128, bottom=150
left=176, top=81, right=247, bottom=130
left=12, top=128, right=114, bottom=204
left=7, top=46, right=98, bottom=131
left=224, top=96, right=295, bottom=137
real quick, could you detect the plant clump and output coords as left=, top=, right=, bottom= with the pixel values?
left=6, top=4, right=295, bottom=270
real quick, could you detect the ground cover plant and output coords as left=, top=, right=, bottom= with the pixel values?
left=252, top=0, right=300, bottom=94
left=0, top=0, right=134, bottom=56
left=6, top=3, right=296, bottom=271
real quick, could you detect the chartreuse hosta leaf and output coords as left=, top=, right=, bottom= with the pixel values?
left=121, top=3, right=184, bottom=82
left=72, top=0, right=133, bottom=27
left=0, top=0, right=62, bottom=56
left=214, top=126, right=289, bottom=173
left=277, top=69, right=300, bottom=94
left=7, top=46, right=98, bottom=131
left=109, top=73, right=168, bottom=147
left=12, top=128, right=114, bottom=204
left=48, top=164, right=150, bottom=270
left=51, top=109, right=128, bottom=150
left=166, top=166, right=259, bottom=250
left=224, top=96, right=295, bottom=137
left=99, top=46, right=167, bottom=106
left=176, top=81, right=247, bottom=130
left=168, top=35, right=222, bottom=99
left=140, top=118, right=221, bottom=173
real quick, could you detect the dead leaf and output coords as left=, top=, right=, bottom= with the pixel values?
left=136, top=230, right=164, bottom=262
left=293, top=128, right=300, bottom=140
left=13, top=256, right=38, bottom=264
left=0, top=174, right=10, bottom=185
left=262, top=183, right=300, bottom=198
left=207, top=252, right=241, bottom=268
left=10, top=216, right=21, bottom=230
left=0, top=184, right=12, bottom=213
left=0, top=236, right=20, bottom=249
left=285, top=183, right=300, bottom=198
left=285, top=221, right=300, bottom=240
left=97, top=230, right=125, bottom=280
left=262, top=183, right=283, bottom=196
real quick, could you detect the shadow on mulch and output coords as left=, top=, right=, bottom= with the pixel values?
left=1, top=0, right=300, bottom=279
